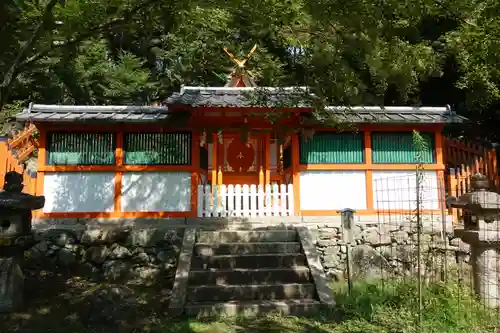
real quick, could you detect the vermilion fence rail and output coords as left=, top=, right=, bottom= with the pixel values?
left=0, top=123, right=38, bottom=195
left=444, top=137, right=499, bottom=223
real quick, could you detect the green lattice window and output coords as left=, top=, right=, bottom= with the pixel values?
left=300, top=132, right=364, bottom=164
left=47, top=132, right=115, bottom=165
left=124, top=132, right=191, bottom=165
left=371, top=132, right=435, bottom=163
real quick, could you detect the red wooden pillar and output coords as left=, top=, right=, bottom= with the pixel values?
left=191, top=131, right=200, bottom=217
left=264, top=133, right=271, bottom=185
left=291, top=134, right=300, bottom=215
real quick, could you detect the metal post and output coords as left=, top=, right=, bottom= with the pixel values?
left=415, top=168, right=423, bottom=332
left=339, top=208, right=356, bottom=294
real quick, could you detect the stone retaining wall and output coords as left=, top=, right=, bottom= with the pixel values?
left=312, top=219, right=471, bottom=281
left=29, top=215, right=469, bottom=284
left=27, top=228, right=183, bottom=284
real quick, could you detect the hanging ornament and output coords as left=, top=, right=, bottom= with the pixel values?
left=217, top=130, right=223, bottom=144
left=279, top=144, right=284, bottom=174
left=200, top=131, right=207, bottom=147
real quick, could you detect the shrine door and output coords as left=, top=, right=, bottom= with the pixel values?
left=217, top=133, right=264, bottom=186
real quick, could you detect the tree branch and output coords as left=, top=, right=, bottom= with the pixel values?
left=0, top=0, right=59, bottom=111
left=0, top=0, right=161, bottom=112
left=18, top=0, right=161, bottom=73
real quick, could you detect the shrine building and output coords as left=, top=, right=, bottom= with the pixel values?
left=13, top=47, right=465, bottom=223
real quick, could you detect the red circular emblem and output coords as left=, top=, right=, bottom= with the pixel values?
left=226, top=140, right=255, bottom=172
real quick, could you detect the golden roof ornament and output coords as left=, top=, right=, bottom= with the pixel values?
left=223, top=44, right=258, bottom=87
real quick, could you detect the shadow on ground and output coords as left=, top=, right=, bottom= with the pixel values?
left=0, top=256, right=178, bottom=333
left=0, top=255, right=334, bottom=333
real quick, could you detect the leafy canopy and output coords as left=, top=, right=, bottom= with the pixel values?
left=1, top=0, right=499, bottom=139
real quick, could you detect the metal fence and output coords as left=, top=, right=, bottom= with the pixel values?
left=337, top=170, right=500, bottom=332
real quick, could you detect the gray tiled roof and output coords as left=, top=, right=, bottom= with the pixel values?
left=166, top=87, right=466, bottom=124
left=16, top=89, right=467, bottom=125
left=15, top=104, right=173, bottom=123
left=165, top=86, right=311, bottom=108
left=322, top=106, right=467, bottom=124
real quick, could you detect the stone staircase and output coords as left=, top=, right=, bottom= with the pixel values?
left=184, top=229, right=322, bottom=317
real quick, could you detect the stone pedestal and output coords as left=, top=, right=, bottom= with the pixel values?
left=0, top=256, right=24, bottom=312
left=471, top=247, right=499, bottom=308
left=448, top=173, right=500, bottom=308
left=454, top=222, right=500, bottom=308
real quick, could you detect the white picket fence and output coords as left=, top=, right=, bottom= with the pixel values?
left=197, top=184, right=294, bottom=217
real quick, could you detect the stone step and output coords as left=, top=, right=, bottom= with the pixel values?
left=188, top=267, right=312, bottom=285
left=187, top=283, right=316, bottom=302
left=185, top=299, right=321, bottom=317
left=197, top=230, right=298, bottom=243
left=191, top=253, right=307, bottom=270
left=194, top=242, right=301, bottom=256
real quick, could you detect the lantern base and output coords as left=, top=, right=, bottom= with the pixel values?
left=0, top=256, right=24, bottom=313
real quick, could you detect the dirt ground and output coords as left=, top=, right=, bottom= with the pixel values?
left=0, top=258, right=174, bottom=333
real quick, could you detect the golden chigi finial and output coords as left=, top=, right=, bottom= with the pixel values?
left=223, top=44, right=257, bottom=69
left=222, top=44, right=258, bottom=87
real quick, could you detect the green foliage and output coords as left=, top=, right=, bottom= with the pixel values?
left=1, top=0, right=500, bottom=140
left=155, top=280, right=499, bottom=333
left=412, top=130, right=430, bottom=165
left=0, top=100, right=24, bottom=135
left=73, top=40, right=152, bottom=104
left=328, top=280, right=499, bottom=333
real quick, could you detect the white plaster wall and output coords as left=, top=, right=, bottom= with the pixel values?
left=121, top=172, right=191, bottom=212
left=372, top=171, right=440, bottom=210
left=300, top=171, right=367, bottom=210
left=43, top=172, right=115, bottom=213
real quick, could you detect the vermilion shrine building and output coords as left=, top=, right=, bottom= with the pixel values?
left=13, top=53, right=465, bottom=223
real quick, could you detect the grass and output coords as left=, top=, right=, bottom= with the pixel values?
left=2, top=270, right=498, bottom=333
left=158, top=280, right=499, bottom=333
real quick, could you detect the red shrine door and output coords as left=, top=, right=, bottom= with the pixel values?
left=216, top=133, right=264, bottom=186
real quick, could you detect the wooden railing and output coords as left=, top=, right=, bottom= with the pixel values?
left=0, top=139, right=37, bottom=195
left=0, top=123, right=39, bottom=195
left=444, top=137, right=499, bottom=223
left=8, top=123, right=38, bottom=162
left=197, top=184, right=294, bottom=217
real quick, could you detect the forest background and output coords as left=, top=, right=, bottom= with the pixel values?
left=2, top=0, right=499, bottom=141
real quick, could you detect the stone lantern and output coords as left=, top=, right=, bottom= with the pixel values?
left=0, top=171, right=45, bottom=312
left=447, top=173, right=500, bottom=308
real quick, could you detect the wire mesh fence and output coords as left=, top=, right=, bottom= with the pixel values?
left=335, top=170, right=500, bottom=332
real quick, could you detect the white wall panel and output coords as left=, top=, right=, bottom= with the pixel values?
left=300, top=171, right=367, bottom=210
left=121, top=172, right=191, bottom=212
left=43, top=172, right=115, bottom=213
left=372, top=171, right=440, bottom=210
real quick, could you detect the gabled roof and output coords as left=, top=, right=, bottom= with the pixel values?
left=165, top=87, right=466, bottom=124
left=165, top=86, right=311, bottom=108
left=15, top=91, right=467, bottom=125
